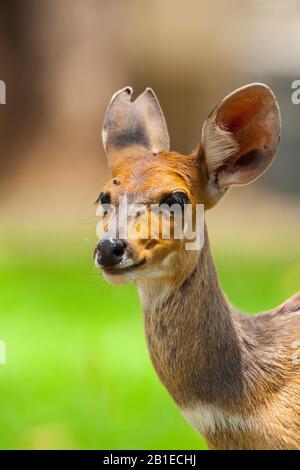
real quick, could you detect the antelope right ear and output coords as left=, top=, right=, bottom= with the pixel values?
left=102, top=87, right=170, bottom=168
left=201, top=83, right=281, bottom=203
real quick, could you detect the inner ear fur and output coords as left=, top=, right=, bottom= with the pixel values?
left=202, top=83, right=281, bottom=191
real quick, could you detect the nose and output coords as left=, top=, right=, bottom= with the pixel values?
left=96, top=238, right=126, bottom=268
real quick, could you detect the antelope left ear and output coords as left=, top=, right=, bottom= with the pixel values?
left=201, top=83, right=281, bottom=196
left=102, top=87, right=170, bottom=168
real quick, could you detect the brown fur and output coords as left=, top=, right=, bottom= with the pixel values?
left=141, top=228, right=300, bottom=449
left=96, top=84, right=300, bottom=449
left=100, top=150, right=300, bottom=449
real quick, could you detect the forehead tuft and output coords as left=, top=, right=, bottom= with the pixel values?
left=114, top=151, right=191, bottom=176
left=107, top=151, right=200, bottom=202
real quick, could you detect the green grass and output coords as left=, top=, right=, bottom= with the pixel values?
left=0, top=236, right=299, bottom=449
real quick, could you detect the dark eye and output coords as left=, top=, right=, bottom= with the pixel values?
left=95, top=192, right=110, bottom=205
left=160, top=191, right=189, bottom=208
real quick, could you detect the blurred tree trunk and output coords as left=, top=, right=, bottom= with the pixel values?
left=0, top=0, right=128, bottom=185
left=0, top=0, right=42, bottom=179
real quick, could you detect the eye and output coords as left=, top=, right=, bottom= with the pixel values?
left=95, top=192, right=111, bottom=205
left=160, top=191, right=189, bottom=208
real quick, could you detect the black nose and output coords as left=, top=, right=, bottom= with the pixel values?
left=97, top=238, right=126, bottom=268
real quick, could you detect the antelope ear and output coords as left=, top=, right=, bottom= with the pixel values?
left=202, top=83, right=281, bottom=198
left=102, top=87, right=170, bottom=166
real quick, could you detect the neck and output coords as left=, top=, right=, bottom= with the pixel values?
left=136, top=225, right=249, bottom=408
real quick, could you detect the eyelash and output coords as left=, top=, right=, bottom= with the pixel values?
left=160, top=192, right=189, bottom=207
left=95, top=191, right=189, bottom=210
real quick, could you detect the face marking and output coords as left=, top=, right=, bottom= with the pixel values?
left=95, top=151, right=207, bottom=285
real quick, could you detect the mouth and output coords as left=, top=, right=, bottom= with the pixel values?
left=101, top=258, right=146, bottom=275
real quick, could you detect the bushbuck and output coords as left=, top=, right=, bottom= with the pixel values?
left=94, top=84, right=300, bottom=449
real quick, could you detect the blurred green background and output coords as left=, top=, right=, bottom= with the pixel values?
left=1, top=0, right=300, bottom=450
